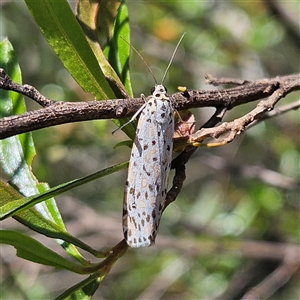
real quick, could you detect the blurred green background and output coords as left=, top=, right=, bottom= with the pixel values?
left=1, top=1, right=299, bottom=299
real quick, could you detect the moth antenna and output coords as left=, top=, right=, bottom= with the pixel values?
left=161, top=32, right=186, bottom=85
left=120, top=36, right=157, bottom=85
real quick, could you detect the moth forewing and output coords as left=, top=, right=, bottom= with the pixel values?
left=123, top=85, right=174, bottom=247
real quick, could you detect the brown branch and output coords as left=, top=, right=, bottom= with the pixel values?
left=205, top=73, right=252, bottom=86
left=258, top=99, right=300, bottom=120
left=189, top=75, right=300, bottom=146
left=164, top=74, right=299, bottom=207
left=0, top=69, right=299, bottom=140
left=0, top=69, right=55, bottom=107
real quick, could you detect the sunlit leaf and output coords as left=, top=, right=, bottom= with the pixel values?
left=0, top=39, right=87, bottom=262
left=0, top=230, right=97, bottom=274
left=25, top=0, right=115, bottom=99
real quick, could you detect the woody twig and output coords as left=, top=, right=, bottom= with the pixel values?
left=0, top=69, right=299, bottom=140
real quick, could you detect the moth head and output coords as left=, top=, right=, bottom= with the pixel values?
left=150, top=84, right=167, bottom=97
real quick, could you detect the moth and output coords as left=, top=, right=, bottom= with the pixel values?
left=121, top=34, right=185, bottom=247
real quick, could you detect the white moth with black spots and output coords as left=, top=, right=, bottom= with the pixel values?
left=120, top=34, right=185, bottom=248
left=123, top=84, right=174, bottom=247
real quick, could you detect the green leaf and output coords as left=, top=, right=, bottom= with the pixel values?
left=55, top=240, right=128, bottom=299
left=24, top=0, right=115, bottom=100
left=0, top=38, right=87, bottom=262
left=77, top=0, right=136, bottom=139
left=0, top=161, right=128, bottom=219
left=103, top=2, right=137, bottom=140
left=0, top=39, right=59, bottom=226
left=0, top=182, right=103, bottom=259
left=0, top=230, right=98, bottom=274
left=103, top=2, right=133, bottom=97
left=76, top=0, right=127, bottom=99
left=0, top=39, right=59, bottom=222
left=0, top=40, right=24, bottom=117
left=55, top=273, right=102, bottom=300
left=113, top=139, right=133, bottom=149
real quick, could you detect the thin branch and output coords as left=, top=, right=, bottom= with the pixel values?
left=205, top=73, right=251, bottom=86
left=245, top=99, right=300, bottom=131
left=189, top=76, right=300, bottom=147
left=0, top=69, right=299, bottom=139
left=258, top=99, right=300, bottom=119
left=0, top=69, right=55, bottom=107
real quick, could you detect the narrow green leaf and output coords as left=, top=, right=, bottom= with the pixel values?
left=103, top=2, right=137, bottom=139
left=76, top=0, right=127, bottom=99
left=0, top=161, right=128, bottom=219
left=103, top=2, right=133, bottom=96
left=0, top=182, right=104, bottom=259
left=77, top=0, right=136, bottom=139
left=0, top=39, right=60, bottom=227
left=0, top=230, right=97, bottom=274
left=55, top=273, right=102, bottom=300
left=24, top=0, right=115, bottom=99
left=0, top=39, right=59, bottom=222
left=55, top=240, right=128, bottom=299
left=113, top=139, right=133, bottom=149
left=0, top=39, right=87, bottom=262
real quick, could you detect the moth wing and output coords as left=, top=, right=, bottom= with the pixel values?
left=123, top=99, right=174, bottom=248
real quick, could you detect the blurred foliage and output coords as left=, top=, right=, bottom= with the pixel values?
left=1, top=0, right=299, bottom=299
